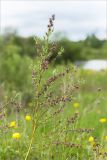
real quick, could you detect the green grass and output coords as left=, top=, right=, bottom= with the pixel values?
left=1, top=14, right=107, bottom=159
left=1, top=68, right=107, bottom=160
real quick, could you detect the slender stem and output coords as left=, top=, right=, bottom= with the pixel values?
left=25, top=31, right=50, bottom=160
left=25, top=67, right=42, bottom=160
left=24, top=123, right=36, bottom=160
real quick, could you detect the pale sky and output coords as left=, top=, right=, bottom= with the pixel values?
left=1, top=0, right=106, bottom=40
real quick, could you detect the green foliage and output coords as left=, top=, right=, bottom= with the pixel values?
left=0, top=43, right=32, bottom=103
left=0, top=31, right=107, bottom=65
left=13, top=36, right=36, bottom=57
left=55, top=38, right=83, bottom=63
left=0, top=15, right=100, bottom=160
left=84, top=34, right=104, bottom=48
left=0, top=16, right=107, bottom=160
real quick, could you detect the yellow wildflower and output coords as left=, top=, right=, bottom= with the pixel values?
left=73, top=102, right=80, bottom=108
left=12, top=133, right=21, bottom=139
left=10, top=121, right=17, bottom=128
left=99, top=118, right=106, bottom=123
left=25, top=115, right=31, bottom=121
left=88, top=136, right=94, bottom=143
left=105, top=136, right=107, bottom=140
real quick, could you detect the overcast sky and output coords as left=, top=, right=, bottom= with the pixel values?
left=1, top=0, right=106, bottom=40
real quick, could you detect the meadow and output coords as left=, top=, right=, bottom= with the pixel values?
left=0, top=15, right=107, bottom=160
left=1, top=67, right=107, bottom=160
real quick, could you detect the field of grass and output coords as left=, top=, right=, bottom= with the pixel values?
left=1, top=67, right=107, bottom=160
left=1, top=15, right=107, bottom=160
